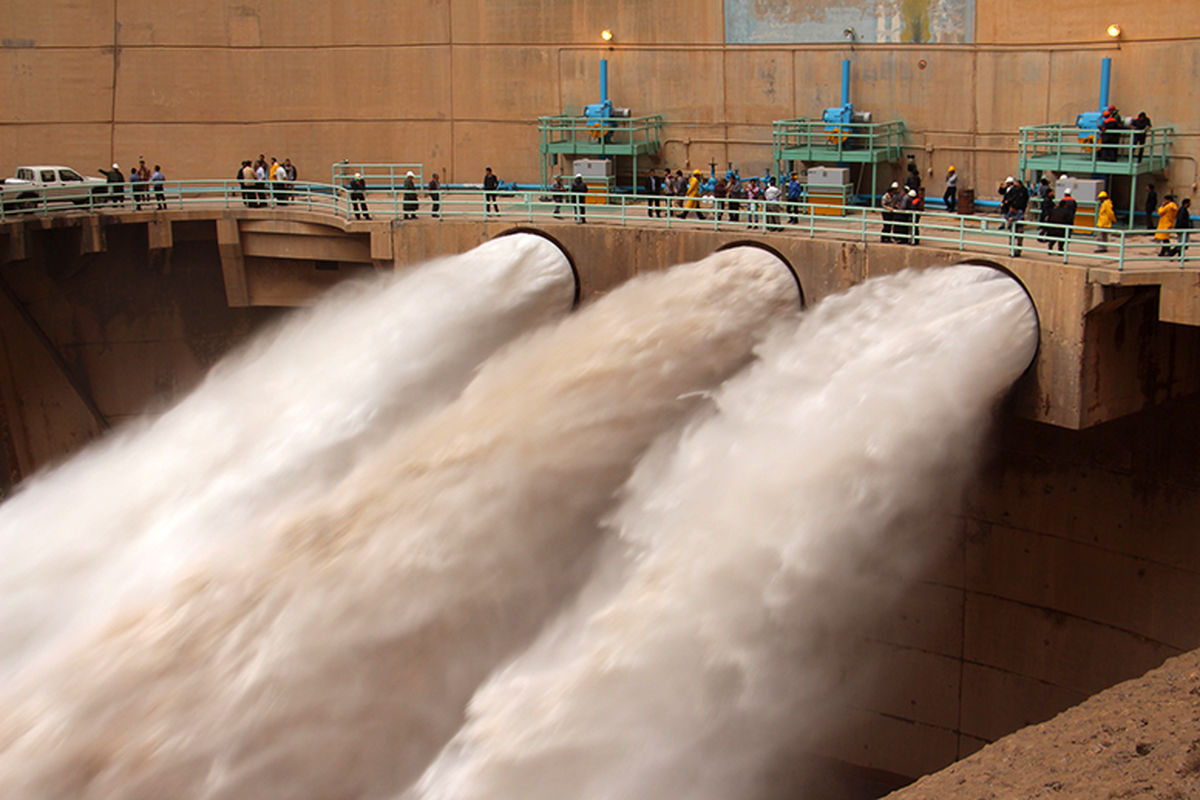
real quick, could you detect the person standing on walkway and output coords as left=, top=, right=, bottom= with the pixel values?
left=100, top=163, right=125, bottom=206
left=571, top=173, right=587, bottom=223
left=645, top=169, right=663, bottom=218
left=483, top=167, right=500, bottom=216
left=348, top=172, right=370, bottom=220
left=1036, top=178, right=1054, bottom=242
left=133, top=158, right=150, bottom=209
left=763, top=177, right=782, bottom=231
left=1050, top=189, right=1077, bottom=253
left=1131, top=111, right=1152, bottom=163
left=680, top=169, right=705, bottom=220
left=1095, top=190, right=1115, bottom=253
left=880, top=182, right=901, bottom=243
left=255, top=159, right=268, bottom=208
left=943, top=165, right=957, bottom=211
left=427, top=173, right=441, bottom=219
left=239, top=160, right=255, bottom=207
left=270, top=158, right=287, bottom=206
left=283, top=158, right=297, bottom=204
left=550, top=175, right=565, bottom=218
left=402, top=171, right=419, bottom=220
left=898, top=188, right=918, bottom=245
left=1145, top=185, right=1158, bottom=231
left=904, top=158, right=922, bottom=194
left=1156, top=194, right=1179, bottom=257
left=1174, top=198, right=1192, bottom=257
left=130, top=165, right=146, bottom=210
left=999, top=176, right=1028, bottom=231
left=727, top=177, right=743, bottom=224
left=151, top=164, right=166, bottom=210
left=786, top=172, right=803, bottom=224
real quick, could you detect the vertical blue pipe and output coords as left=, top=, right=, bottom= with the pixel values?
left=1098, top=57, right=1111, bottom=111
left=841, top=59, right=850, bottom=106
left=600, top=58, right=609, bottom=104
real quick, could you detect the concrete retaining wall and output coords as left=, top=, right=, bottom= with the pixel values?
left=2, top=1, right=1196, bottom=215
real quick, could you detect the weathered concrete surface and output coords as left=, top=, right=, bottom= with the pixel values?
left=7, top=212, right=1200, bottom=432
left=2, top=1, right=1196, bottom=211
left=0, top=218, right=277, bottom=481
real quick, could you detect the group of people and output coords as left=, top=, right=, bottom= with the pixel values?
left=97, top=158, right=167, bottom=210
left=237, top=155, right=297, bottom=208
left=1029, top=178, right=1075, bottom=251
left=248, top=156, right=1195, bottom=258
left=549, top=173, right=590, bottom=222
left=1094, top=106, right=1153, bottom=163
left=877, top=159, right=928, bottom=244
left=640, top=169, right=806, bottom=229
left=1153, top=193, right=1192, bottom=257
left=1000, top=174, right=1193, bottom=257
left=346, top=169, right=443, bottom=222
left=880, top=181, right=925, bottom=245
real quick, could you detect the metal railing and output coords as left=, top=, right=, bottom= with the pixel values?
left=331, top=162, right=424, bottom=189
left=1017, top=124, right=1174, bottom=174
left=3, top=180, right=1195, bottom=272
left=537, top=114, right=664, bottom=153
left=772, top=118, right=907, bottom=163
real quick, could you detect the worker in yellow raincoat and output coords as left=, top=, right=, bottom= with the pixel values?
left=1156, top=195, right=1178, bottom=257
left=1095, top=190, right=1115, bottom=253
left=681, top=169, right=705, bottom=220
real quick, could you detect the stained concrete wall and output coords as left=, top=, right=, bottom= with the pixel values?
left=2, top=1, right=1196, bottom=215
left=0, top=220, right=277, bottom=484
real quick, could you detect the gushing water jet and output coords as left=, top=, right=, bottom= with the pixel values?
left=0, top=233, right=575, bottom=685
left=0, top=245, right=799, bottom=800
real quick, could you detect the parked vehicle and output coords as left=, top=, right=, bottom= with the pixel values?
left=2, top=166, right=106, bottom=212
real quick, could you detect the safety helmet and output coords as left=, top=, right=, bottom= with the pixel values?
left=948, top=165, right=956, bottom=172
left=1098, top=191, right=1108, bottom=199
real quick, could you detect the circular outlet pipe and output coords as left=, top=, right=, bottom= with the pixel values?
left=952, top=258, right=1041, bottom=372
left=493, top=227, right=581, bottom=309
left=715, top=240, right=805, bottom=308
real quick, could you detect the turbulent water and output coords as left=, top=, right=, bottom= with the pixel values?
left=406, top=265, right=1038, bottom=800
left=0, top=246, right=798, bottom=799
left=0, top=232, right=575, bottom=685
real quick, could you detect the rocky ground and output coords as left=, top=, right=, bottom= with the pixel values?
left=884, top=649, right=1200, bottom=799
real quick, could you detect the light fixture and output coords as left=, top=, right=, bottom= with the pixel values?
left=1106, top=24, right=1122, bottom=38
left=601, top=29, right=613, bottom=42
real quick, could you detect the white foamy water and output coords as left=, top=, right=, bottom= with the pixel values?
left=0, top=233, right=575, bottom=684
left=409, top=265, right=1038, bottom=800
left=0, top=248, right=798, bottom=800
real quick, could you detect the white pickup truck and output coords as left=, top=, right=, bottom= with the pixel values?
left=2, top=165, right=107, bottom=212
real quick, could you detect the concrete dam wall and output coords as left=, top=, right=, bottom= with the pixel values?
left=1, top=214, right=1199, bottom=794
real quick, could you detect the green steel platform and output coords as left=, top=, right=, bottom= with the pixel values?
left=537, top=114, right=663, bottom=190
left=772, top=119, right=906, bottom=201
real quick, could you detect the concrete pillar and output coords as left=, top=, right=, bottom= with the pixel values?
left=216, top=217, right=250, bottom=307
